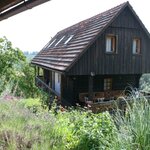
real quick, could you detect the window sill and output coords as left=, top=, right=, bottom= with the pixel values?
left=132, top=53, right=142, bottom=56
left=105, top=52, right=118, bottom=55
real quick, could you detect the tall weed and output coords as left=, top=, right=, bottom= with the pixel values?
left=111, top=97, right=150, bottom=150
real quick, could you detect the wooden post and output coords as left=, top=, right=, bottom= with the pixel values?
left=88, top=75, right=94, bottom=101
left=34, top=66, right=37, bottom=76
left=37, top=67, right=40, bottom=76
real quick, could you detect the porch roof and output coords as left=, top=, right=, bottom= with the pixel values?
left=0, top=0, right=50, bottom=21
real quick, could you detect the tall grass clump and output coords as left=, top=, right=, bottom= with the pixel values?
left=111, top=97, right=150, bottom=150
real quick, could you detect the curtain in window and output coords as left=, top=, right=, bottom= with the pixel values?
left=106, top=37, right=111, bottom=52
left=132, top=39, right=137, bottom=54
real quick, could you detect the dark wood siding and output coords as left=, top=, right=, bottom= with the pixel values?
left=61, top=75, right=75, bottom=105
left=67, top=7, right=150, bottom=75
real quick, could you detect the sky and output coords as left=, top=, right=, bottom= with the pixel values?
left=0, top=0, right=150, bottom=52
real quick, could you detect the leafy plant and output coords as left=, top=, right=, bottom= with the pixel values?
left=140, top=74, right=150, bottom=92
left=0, top=36, right=40, bottom=98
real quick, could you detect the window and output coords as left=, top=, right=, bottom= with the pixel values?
left=64, top=35, right=74, bottom=44
left=48, top=39, right=56, bottom=48
left=104, top=78, right=112, bottom=91
left=55, top=36, right=65, bottom=46
left=132, top=38, right=141, bottom=54
left=106, top=35, right=117, bottom=53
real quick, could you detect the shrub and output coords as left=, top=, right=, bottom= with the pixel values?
left=54, top=108, right=115, bottom=150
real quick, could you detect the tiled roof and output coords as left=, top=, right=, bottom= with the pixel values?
left=31, top=2, right=128, bottom=71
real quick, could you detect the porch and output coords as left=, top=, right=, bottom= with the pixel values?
left=35, top=76, right=60, bottom=100
left=79, top=90, right=125, bottom=103
left=71, top=74, right=141, bottom=105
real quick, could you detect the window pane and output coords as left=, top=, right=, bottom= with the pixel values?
left=137, top=39, right=141, bottom=53
left=111, top=37, right=116, bottom=51
left=106, top=37, right=111, bottom=52
left=104, top=78, right=112, bottom=90
left=133, top=38, right=141, bottom=54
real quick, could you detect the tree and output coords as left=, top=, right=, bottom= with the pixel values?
left=14, top=62, right=40, bottom=98
left=0, top=37, right=39, bottom=98
left=0, top=37, right=25, bottom=79
left=0, top=37, right=25, bottom=93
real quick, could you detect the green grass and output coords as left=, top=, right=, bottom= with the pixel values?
left=0, top=97, right=150, bottom=150
left=0, top=99, right=64, bottom=149
left=111, top=97, right=150, bottom=150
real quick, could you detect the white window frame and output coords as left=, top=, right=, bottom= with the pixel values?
left=132, top=38, right=141, bottom=54
left=64, top=35, right=74, bottom=44
left=48, top=39, right=56, bottom=48
left=55, top=36, right=65, bottom=46
left=106, top=35, right=117, bottom=53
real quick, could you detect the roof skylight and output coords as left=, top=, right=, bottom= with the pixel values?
left=48, top=39, right=56, bottom=48
left=55, top=36, right=65, bottom=46
left=64, top=35, right=74, bottom=44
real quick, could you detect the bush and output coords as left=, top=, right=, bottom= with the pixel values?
left=140, top=74, right=150, bottom=92
left=54, top=108, right=115, bottom=150
left=12, top=62, right=40, bottom=98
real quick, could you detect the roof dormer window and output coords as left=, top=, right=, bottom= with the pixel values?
left=64, top=35, right=74, bottom=45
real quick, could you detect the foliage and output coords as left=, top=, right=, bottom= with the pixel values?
left=18, top=98, right=47, bottom=113
left=0, top=98, right=115, bottom=150
left=63, top=109, right=115, bottom=150
left=0, top=37, right=25, bottom=93
left=1, top=95, right=150, bottom=150
left=0, top=36, right=39, bottom=98
left=13, top=62, right=40, bottom=98
left=140, top=74, right=150, bottom=92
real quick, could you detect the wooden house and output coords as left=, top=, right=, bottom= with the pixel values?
left=31, top=2, right=150, bottom=106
